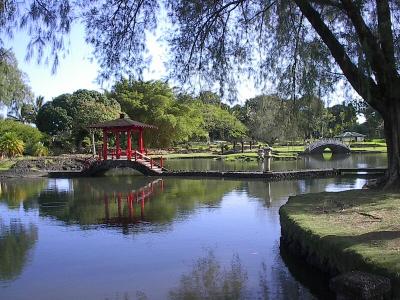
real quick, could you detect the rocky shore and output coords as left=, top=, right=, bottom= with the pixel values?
left=0, top=156, right=86, bottom=178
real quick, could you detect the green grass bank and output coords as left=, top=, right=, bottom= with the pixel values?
left=279, top=190, right=400, bottom=298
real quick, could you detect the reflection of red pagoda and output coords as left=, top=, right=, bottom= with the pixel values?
left=103, top=179, right=164, bottom=225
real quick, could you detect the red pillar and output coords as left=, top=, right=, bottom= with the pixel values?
left=127, top=129, right=132, bottom=160
left=116, top=130, right=120, bottom=159
left=102, top=130, right=108, bottom=160
left=138, top=128, right=144, bottom=153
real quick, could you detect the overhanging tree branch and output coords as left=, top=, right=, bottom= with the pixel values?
left=340, top=0, right=388, bottom=84
left=376, top=0, right=398, bottom=79
left=294, top=0, right=384, bottom=114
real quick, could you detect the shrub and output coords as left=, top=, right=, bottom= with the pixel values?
left=0, top=120, right=42, bottom=155
left=0, top=133, right=24, bottom=158
left=32, top=142, right=49, bottom=157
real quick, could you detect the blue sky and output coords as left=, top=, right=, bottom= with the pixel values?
left=6, top=21, right=357, bottom=117
left=6, top=22, right=260, bottom=106
left=7, top=24, right=100, bottom=102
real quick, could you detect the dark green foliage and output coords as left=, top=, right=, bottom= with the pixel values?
left=196, top=102, right=247, bottom=142
left=0, top=222, right=37, bottom=281
left=36, top=89, right=121, bottom=151
left=327, top=104, right=358, bottom=136
left=109, top=79, right=206, bottom=147
left=0, top=50, right=32, bottom=107
left=36, top=102, right=72, bottom=135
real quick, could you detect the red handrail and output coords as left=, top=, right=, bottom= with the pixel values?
left=133, top=150, right=165, bottom=170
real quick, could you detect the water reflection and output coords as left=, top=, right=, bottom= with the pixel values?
left=103, top=179, right=164, bottom=226
left=169, top=250, right=317, bottom=300
left=169, top=251, right=248, bottom=300
left=0, top=176, right=369, bottom=299
left=164, top=153, right=387, bottom=172
left=0, top=179, right=46, bottom=208
left=0, top=221, right=37, bottom=283
left=22, top=178, right=242, bottom=232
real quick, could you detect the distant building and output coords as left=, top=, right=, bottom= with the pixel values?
left=334, top=132, right=366, bottom=142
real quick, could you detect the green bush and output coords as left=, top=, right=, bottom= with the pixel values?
left=0, top=132, right=24, bottom=158
left=32, top=142, right=49, bottom=157
left=0, top=120, right=43, bottom=155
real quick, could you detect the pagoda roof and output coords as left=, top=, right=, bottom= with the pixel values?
left=89, top=115, right=157, bottom=129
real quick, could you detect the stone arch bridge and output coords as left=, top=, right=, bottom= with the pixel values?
left=303, top=139, right=351, bottom=154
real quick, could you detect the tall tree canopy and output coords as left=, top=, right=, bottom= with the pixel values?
left=2, top=1, right=400, bottom=188
left=109, top=79, right=206, bottom=147
left=36, top=89, right=121, bottom=151
left=0, top=49, right=32, bottom=108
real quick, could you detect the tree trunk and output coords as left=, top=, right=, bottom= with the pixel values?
left=382, top=100, right=400, bottom=190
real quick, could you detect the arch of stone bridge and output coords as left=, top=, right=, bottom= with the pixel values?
left=304, top=140, right=351, bottom=154
left=82, top=160, right=163, bottom=176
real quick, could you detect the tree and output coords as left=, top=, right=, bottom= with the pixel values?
left=196, top=102, right=247, bottom=143
left=20, top=95, right=45, bottom=124
left=0, top=49, right=32, bottom=108
left=327, top=103, right=358, bottom=136
left=3, top=1, right=400, bottom=188
left=351, top=101, right=384, bottom=139
left=36, top=90, right=121, bottom=151
left=296, top=96, right=326, bottom=139
left=109, top=79, right=206, bottom=147
left=242, top=95, right=284, bottom=144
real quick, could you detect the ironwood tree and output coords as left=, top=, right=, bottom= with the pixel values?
left=2, top=0, right=400, bottom=188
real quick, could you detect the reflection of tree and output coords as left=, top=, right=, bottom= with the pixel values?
left=0, top=221, right=37, bottom=281
left=0, top=179, right=46, bottom=208
left=29, top=178, right=241, bottom=231
left=246, top=181, right=302, bottom=206
left=169, top=251, right=248, bottom=300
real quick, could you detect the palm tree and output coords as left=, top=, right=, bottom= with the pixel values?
left=34, top=96, right=44, bottom=113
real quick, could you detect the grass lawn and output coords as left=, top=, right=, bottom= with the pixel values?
left=273, top=145, right=306, bottom=153
left=157, top=152, right=218, bottom=159
left=350, top=146, right=387, bottom=153
left=157, top=151, right=297, bottom=160
left=280, top=190, right=400, bottom=294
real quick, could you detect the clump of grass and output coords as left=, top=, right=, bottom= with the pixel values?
left=0, top=159, right=17, bottom=170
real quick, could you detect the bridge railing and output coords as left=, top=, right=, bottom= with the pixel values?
left=133, top=150, right=166, bottom=170
left=305, top=138, right=350, bottom=153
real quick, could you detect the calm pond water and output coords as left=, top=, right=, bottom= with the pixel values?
left=0, top=174, right=369, bottom=300
left=164, top=153, right=387, bottom=171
